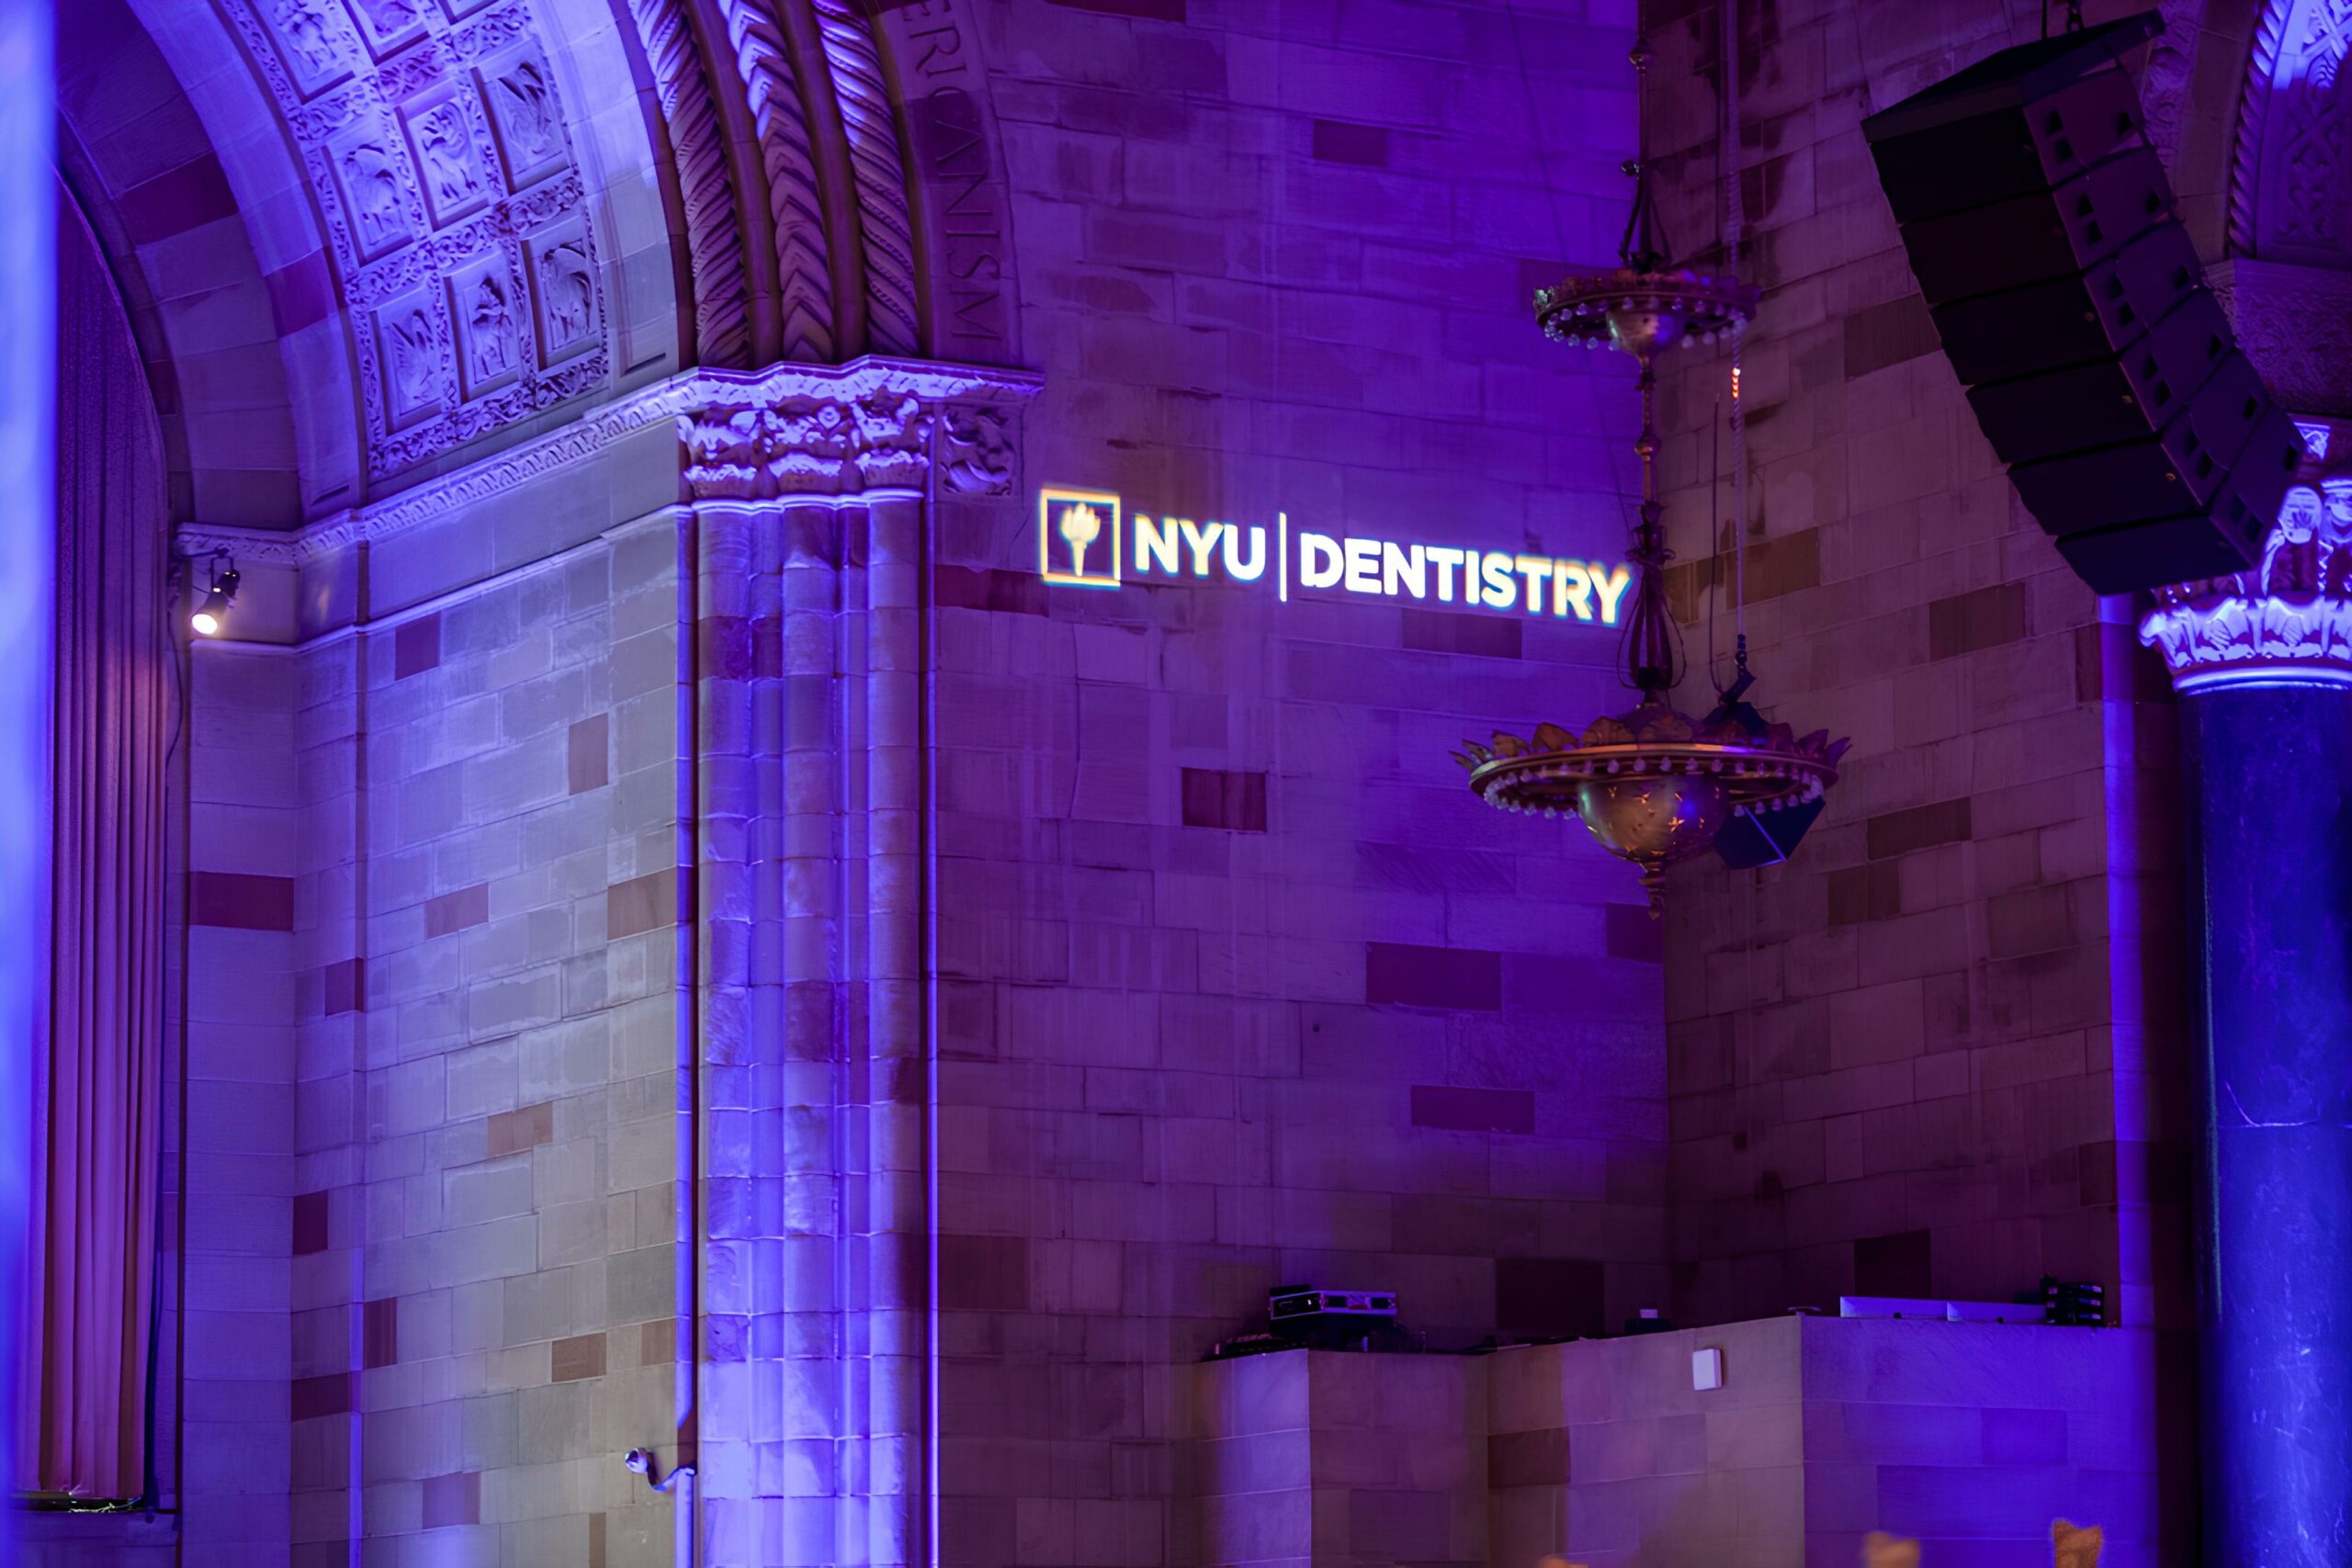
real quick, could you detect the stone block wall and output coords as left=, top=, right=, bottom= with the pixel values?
left=275, top=516, right=687, bottom=1568
left=181, top=644, right=303, bottom=1568
left=1641, top=0, right=2195, bottom=1338
left=933, top=2, right=1675, bottom=1555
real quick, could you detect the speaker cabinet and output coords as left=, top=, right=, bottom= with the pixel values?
left=1864, top=14, right=2297, bottom=593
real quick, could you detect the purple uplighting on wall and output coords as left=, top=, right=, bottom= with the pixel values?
left=32, top=0, right=2352, bottom=1563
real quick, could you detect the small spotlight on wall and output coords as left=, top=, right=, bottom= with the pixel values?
left=187, top=560, right=239, bottom=638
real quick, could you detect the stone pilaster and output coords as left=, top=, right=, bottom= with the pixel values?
left=680, top=361, right=1032, bottom=1568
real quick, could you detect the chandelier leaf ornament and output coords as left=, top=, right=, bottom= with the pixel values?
left=1456, top=16, right=1849, bottom=916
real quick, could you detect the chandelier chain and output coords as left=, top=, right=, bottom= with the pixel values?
left=1725, top=0, right=1749, bottom=672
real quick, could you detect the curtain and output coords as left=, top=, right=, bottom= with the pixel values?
left=22, top=181, right=169, bottom=1498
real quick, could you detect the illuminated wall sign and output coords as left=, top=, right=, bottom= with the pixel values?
left=1037, top=487, right=1634, bottom=625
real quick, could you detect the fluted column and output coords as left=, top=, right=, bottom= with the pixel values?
left=2141, top=478, right=2352, bottom=1565
left=674, top=360, right=1031, bottom=1568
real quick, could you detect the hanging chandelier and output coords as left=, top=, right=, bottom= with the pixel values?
left=1455, top=25, right=1847, bottom=915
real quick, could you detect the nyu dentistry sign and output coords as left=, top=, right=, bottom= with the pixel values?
left=1036, top=487, right=1635, bottom=626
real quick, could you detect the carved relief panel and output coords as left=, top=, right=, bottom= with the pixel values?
left=525, top=223, right=600, bottom=368
left=345, top=0, right=429, bottom=57
left=448, top=254, right=524, bottom=400
left=263, top=0, right=362, bottom=96
left=223, top=0, right=606, bottom=482
left=400, top=85, right=492, bottom=226
left=375, top=286, right=453, bottom=429
left=478, top=43, right=568, bottom=190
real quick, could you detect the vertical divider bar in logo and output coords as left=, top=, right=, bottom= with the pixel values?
left=1277, top=511, right=1287, bottom=604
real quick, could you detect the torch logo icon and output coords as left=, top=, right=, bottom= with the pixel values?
left=1060, top=503, right=1102, bottom=577
left=1038, top=487, right=1123, bottom=588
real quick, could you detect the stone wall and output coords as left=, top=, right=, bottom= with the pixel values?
left=103, top=3, right=2237, bottom=1564
left=273, top=518, right=687, bottom=1568
left=928, top=3, right=1679, bottom=1556
left=181, top=645, right=304, bottom=1568
left=1641, top=0, right=2196, bottom=1348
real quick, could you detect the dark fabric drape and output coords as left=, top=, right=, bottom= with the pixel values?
left=22, top=182, right=169, bottom=1498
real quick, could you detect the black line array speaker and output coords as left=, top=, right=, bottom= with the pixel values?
left=1862, top=14, right=2302, bottom=594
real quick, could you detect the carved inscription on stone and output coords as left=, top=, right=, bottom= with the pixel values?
left=877, top=0, right=1016, bottom=354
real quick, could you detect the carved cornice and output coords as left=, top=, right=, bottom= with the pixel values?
left=173, top=524, right=307, bottom=567
left=2141, top=480, right=2352, bottom=690
left=182, top=357, right=1038, bottom=566
left=675, top=389, right=1017, bottom=499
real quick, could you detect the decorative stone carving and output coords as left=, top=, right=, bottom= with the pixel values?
left=481, top=50, right=566, bottom=187
left=334, top=132, right=416, bottom=257
left=172, top=525, right=308, bottom=569
left=2141, top=480, right=2352, bottom=689
left=674, top=372, right=1030, bottom=501
left=192, top=360, right=1039, bottom=570
left=623, top=0, right=751, bottom=367
left=377, top=290, right=451, bottom=425
left=935, top=406, right=1013, bottom=496
left=223, top=0, right=606, bottom=481
left=405, top=93, right=489, bottom=222
left=527, top=227, right=599, bottom=362
left=272, top=0, right=356, bottom=89
left=717, top=0, right=835, bottom=362
left=809, top=0, right=922, bottom=354
left=675, top=400, right=903, bottom=498
left=2231, top=0, right=2352, bottom=264
left=352, top=0, right=423, bottom=28
left=452, top=260, right=521, bottom=397
left=345, top=0, right=427, bottom=52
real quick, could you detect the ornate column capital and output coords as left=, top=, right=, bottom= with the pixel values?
left=2140, top=478, right=2352, bottom=692
left=672, top=356, right=1038, bottom=502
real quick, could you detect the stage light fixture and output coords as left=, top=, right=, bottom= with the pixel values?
left=188, top=561, right=239, bottom=638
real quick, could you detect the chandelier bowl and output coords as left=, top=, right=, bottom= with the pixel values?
left=1456, top=702, right=1846, bottom=911
left=1535, top=268, right=1758, bottom=355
